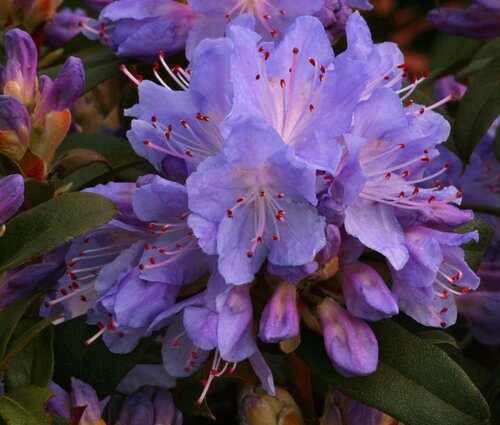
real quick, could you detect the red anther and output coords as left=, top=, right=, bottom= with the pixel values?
left=255, top=74, right=261, bottom=80
left=280, top=79, right=286, bottom=88
left=412, top=75, right=418, bottom=84
left=399, top=191, right=405, bottom=198
left=196, top=112, right=203, bottom=120
left=277, top=193, right=285, bottom=199
left=279, top=9, right=286, bottom=15
left=107, top=320, right=116, bottom=332
left=149, top=223, right=155, bottom=230
left=272, top=233, right=280, bottom=241
left=423, top=69, right=429, bottom=77
left=404, top=66, right=410, bottom=72
left=69, top=260, right=77, bottom=267
left=441, top=290, right=448, bottom=300
left=70, top=282, right=79, bottom=290
left=168, top=124, right=173, bottom=132
left=79, top=251, right=84, bottom=256
left=143, top=140, right=150, bottom=145
left=80, top=296, right=87, bottom=302
left=383, top=75, right=390, bottom=80
left=187, top=231, right=194, bottom=236
left=153, top=62, right=160, bottom=71
left=149, top=257, right=156, bottom=265
left=181, top=119, right=189, bottom=128
left=412, top=187, right=420, bottom=196
left=293, top=47, right=299, bottom=54
left=263, top=14, right=271, bottom=20
left=144, top=243, right=150, bottom=250
left=200, top=379, right=208, bottom=386
left=320, top=65, right=327, bottom=74
left=61, top=288, right=68, bottom=296
left=434, top=180, right=442, bottom=188
left=136, top=75, right=143, bottom=82
left=210, top=369, right=219, bottom=376
left=271, top=30, right=278, bottom=38
left=401, top=170, right=410, bottom=178
left=428, top=195, right=436, bottom=203
left=237, top=197, right=244, bottom=203
left=84, top=237, right=90, bottom=244
left=256, top=236, right=263, bottom=243
left=67, top=272, right=78, bottom=281
left=247, top=251, right=254, bottom=258
left=319, top=74, right=325, bottom=82
left=118, top=332, right=124, bottom=338
left=161, top=225, right=169, bottom=232
left=309, top=104, right=315, bottom=112
left=159, top=51, right=165, bottom=58
left=402, top=72, right=408, bottom=78
left=259, top=191, right=265, bottom=197
left=419, top=108, right=425, bottom=114
left=461, top=287, right=472, bottom=294
left=444, top=162, right=451, bottom=169
left=440, top=307, right=448, bottom=314
left=173, top=339, right=180, bottom=348
left=258, top=46, right=265, bottom=52
left=397, top=64, right=406, bottom=69
left=151, top=115, right=157, bottom=123
left=424, top=149, right=429, bottom=154
left=159, top=249, right=169, bottom=254
left=421, top=156, right=430, bottom=162
left=398, top=143, right=406, bottom=149
left=406, top=100, right=413, bottom=107
left=385, top=172, right=392, bottom=180
left=191, top=351, right=199, bottom=359
left=264, top=51, right=271, bottom=61
left=96, top=322, right=105, bottom=330
left=275, top=214, right=284, bottom=221
left=186, top=150, right=193, bottom=157
left=225, top=13, right=231, bottom=21
left=455, top=191, right=463, bottom=199
left=440, top=321, right=446, bottom=328
left=184, top=367, right=191, bottom=373
left=176, top=243, right=183, bottom=249
left=309, top=57, right=317, bottom=66
left=227, top=210, right=234, bottom=218
left=139, top=264, right=145, bottom=270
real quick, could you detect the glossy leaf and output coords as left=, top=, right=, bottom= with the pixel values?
left=53, top=316, right=156, bottom=399
left=49, top=149, right=113, bottom=179
left=457, top=38, right=500, bottom=79
left=0, top=386, right=53, bottom=425
left=296, top=320, right=490, bottom=425
left=453, top=56, right=500, bottom=163
left=0, top=192, right=119, bottom=272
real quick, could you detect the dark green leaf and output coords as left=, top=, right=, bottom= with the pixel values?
left=0, top=316, right=57, bottom=378
left=483, top=365, right=500, bottom=404
left=49, top=149, right=113, bottom=179
left=457, top=38, right=500, bottom=79
left=23, top=180, right=55, bottom=208
left=0, top=192, right=119, bottom=272
left=0, top=293, right=45, bottom=362
left=0, top=153, right=23, bottom=178
left=0, top=386, right=52, bottom=425
left=4, top=321, right=54, bottom=391
left=416, top=329, right=458, bottom=348
left=456, top=218, right=494, bottom=271
left=453, top=56, right=500, bottom=163
left=53, top=316, right=156, bottom=399
left=297, top=321, right=490, bottom=425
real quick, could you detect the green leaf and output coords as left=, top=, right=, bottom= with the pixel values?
left=53, top=316, right=156, bottom=399
left=296, top=320, right=490, bottom=425
left=453, top=56, right=500, bottom=163
left=0, top=293, right=45, bottom=362
left=457, top=38, right=500, bottom=79
left=4, top=322, right=54, bottom=391
left=0, top=192, right=119, bottom=272
left=49, top=149, right=113, bottom=179
left=1, top=316, right=57, bottom=380
left=0, top=386, right=53, bottom=425
left=178, top=384, right=216, bottom=420
left=456, top=218, right=494, bottom=271
left=415, top=329, right=458, bottom=348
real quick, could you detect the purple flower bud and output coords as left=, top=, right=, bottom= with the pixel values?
left=340, top=261, right=399, bottom=321
left=45, top=8, right=90, bottom=48
left=2, top=29, right=38, bottom=105
left=0, top=96, right=31, bottom=160
left=433, top=76, right=467, bottom=107
left=259, top=283, right=300, bottom=343
left=70, top=378, right=104, bottom=425
left=428, top=2, right=500, bottom=40
left=317, top=298, right=378, bottom=377
left=0, top=174, right=24, bottom=225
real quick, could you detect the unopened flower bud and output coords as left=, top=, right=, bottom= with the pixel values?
left=239, top=386, right=304, bottom=425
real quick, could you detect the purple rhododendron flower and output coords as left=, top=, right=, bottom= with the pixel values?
left=187, top=118, right=326, bottom=285
left=428, top=1, right=500, bottom=40
left=45, top=8, right=90, bottom=48
left=82, top=0, right=197, bottom=62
